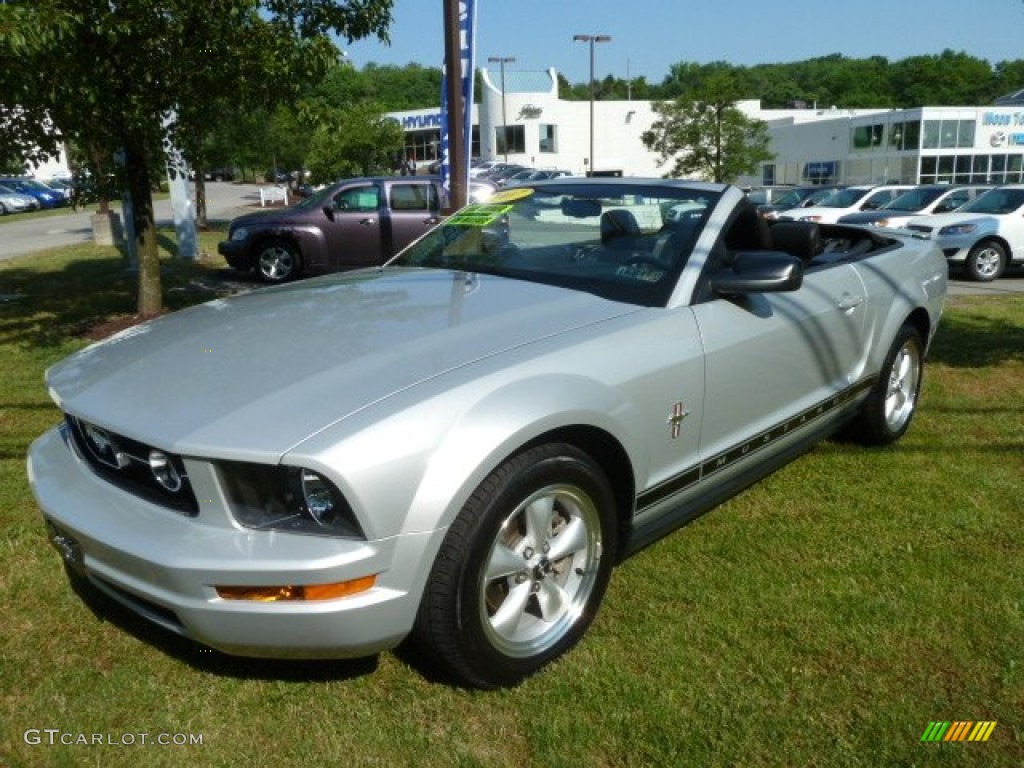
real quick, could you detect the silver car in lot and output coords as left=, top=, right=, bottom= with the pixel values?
left=0, top=183, right=42, bottom=214
left=905, top=184, right=1024, bottom=281
left=28, top=179, right=947, bottom=688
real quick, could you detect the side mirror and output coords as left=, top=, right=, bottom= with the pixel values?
left=322, top=205, right=335, bottom=222
left=712, top=252, right=803, bottom=295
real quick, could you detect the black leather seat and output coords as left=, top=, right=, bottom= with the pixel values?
left=600, top=209, right=641, bottom=245
left=724, top=204, right=772, bottom=251
left=769, top=221, right=822, bottom=264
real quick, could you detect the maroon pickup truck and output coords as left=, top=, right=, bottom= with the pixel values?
left=218, top=176, right=443, bottom=282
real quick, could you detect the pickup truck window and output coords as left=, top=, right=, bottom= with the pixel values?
left=390, top=183, right=439, bottom=211
left=334, top=185, right=380, bottom=212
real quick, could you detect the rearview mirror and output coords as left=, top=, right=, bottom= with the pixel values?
left=561, top=198, right=602, bottom=219
left=323, top=205, right=335, bottom=221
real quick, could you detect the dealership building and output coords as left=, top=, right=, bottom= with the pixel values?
left=391, top=67, right=1024, bottom=189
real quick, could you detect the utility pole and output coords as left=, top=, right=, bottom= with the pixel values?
left=443, top=0, right=467, bottom=210
left=573, top=34, right=611, bottom=177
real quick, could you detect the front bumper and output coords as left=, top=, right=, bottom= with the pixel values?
left=28, top=425, right=444, bottom=659
left=217, top=239, right=253, bottom=271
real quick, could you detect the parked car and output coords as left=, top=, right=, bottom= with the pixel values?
left=0, top=183, right=42, bottom=214
left=204, top=167, right=237, bottom=182
left=838, top=184, right=991, bottom=229
left=777, top=184, right=913, bottom=224
left=30, top=179, right=946, bottom=689
left=750, top=185, right=844, bottom=219
left=41, top=178, right=75, bottom=202
left=0, top=176, right=68, bottom=208
left=469, top=160, right=505, bottom=178
left=905, top=184, right=1024, bottom=281
left=218, top=176, right=443, bottom=282
left=499, top=169, right=573, bottom=186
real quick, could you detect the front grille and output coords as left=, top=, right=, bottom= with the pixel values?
left=65, top=415, right=199, bottom=516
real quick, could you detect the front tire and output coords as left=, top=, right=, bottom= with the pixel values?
left=964, top=240, right=1005, bottom=282
left=256, top=238, right=301, bottom=283
left=849, top=324, right=924, bottom=445
left=414, top=443, right=617, bottom=689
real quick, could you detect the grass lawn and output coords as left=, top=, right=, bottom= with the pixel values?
left=1, top=237, right=1021, bottom=767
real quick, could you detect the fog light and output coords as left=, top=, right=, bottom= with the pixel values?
left=216, top=575, right=376, bottom=602
left=149, top=450, right=183, bottom=492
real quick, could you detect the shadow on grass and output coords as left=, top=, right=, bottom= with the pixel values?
left=928, top=302, right=1024, bottom=368
left=67, top=568, right=382, bottom=684
left=0, top=251, right=236, bottom=349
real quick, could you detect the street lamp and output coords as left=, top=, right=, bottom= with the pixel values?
left=573, top=34, right=611, bottom=176
left=488, top=56, right=515, bottom=162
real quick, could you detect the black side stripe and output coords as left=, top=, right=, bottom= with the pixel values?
left=636, top=375, right=878, bottom=511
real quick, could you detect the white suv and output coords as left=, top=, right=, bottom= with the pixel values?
left=777, top=184, right=913, bottom=224
left=905, top=184, right=1024, bottom=281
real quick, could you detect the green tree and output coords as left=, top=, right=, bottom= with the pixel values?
left=305, top=102, right=404, bottom=181
left=642, top=74, right=773, bottom=183
left=0, top=0, right=392, bottom=317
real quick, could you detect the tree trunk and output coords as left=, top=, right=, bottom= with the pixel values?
left=124, top=142, right=163, bottom=317
left=194, top=173, right=208, bottom=229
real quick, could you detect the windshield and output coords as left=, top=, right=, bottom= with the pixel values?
left=390, top=182, right=722, bottom=307
left=959, top=187, right=1024, bottom=214
left=882, top=187, right=944, bottom=211
left=816, top=188, right=870, bottom=208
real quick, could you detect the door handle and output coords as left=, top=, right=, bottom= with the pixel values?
left=838, top=294, right=865, bottom=313
left=359, top=218, right=376, bottom=226
left=423, top=216, right=440, bottom=225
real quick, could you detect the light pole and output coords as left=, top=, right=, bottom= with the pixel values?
left=488, top=56, right=515, bottom=162
left=573, top=34, right=611, bottom=176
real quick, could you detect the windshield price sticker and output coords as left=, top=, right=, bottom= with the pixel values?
left=447, top=203, right=515, bottom=227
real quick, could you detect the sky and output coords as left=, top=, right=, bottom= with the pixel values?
left=345, top=0, right=1024, bottom=86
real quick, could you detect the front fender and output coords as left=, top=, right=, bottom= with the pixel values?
left=289, top=372, right=644, bottom=543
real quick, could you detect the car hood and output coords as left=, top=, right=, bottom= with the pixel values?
left=906, top=212, right=999, bottom=233
left=227, top=206, right=314, bottom=231
left=47, top=269, right=637, bottom=459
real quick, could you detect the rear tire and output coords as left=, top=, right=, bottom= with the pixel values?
left=413, top=443, right=617, bottom=689
left=964, top=241, right=1005, bottom=282
left=256, top=239, right=301, bottom=283
left=848, top=324, right=924, bottom=445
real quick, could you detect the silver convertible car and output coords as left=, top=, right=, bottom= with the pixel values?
left=29, top=179, right=947, bottom=688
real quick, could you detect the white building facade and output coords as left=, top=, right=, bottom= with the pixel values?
left=746, top=105, right=1024, bottom=189
left=391, top=68, right=1024, bottom=189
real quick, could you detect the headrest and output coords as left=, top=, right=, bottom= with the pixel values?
left=769, top=221, right=822, bottom=264
left=724, top=204, right=772, bottom=251
left=600, top=209, right=640, bottom=243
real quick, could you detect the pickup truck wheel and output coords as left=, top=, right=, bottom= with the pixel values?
left=965, top=241, right=1005, bottom=282
left=256, top=239, right=301, bottom=282
left=849, top=324, right=923, bottom=445
left=414, top=443, right=616, bottom=689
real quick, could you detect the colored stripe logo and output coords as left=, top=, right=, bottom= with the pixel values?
left=921, top=721, right=997, bottom=742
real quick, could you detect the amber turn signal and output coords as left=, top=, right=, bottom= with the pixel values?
left=216, top=574, right=376, bottom=602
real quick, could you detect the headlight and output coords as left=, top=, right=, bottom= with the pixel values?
left=230, top=227, right=249, bottom=241
left=938, top=223, right=978, bottom=236
left=874, top=219, right=890, bottom=228
left=217, top=461, right=364, bottom=538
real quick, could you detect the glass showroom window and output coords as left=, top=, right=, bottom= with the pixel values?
left=889, top=120, right=921, bottom=151
left=496, top=125, right=526, bottom=156
left=852, top=123, right=884, bottom=150
left=539, top=124, right=558, bottom=153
